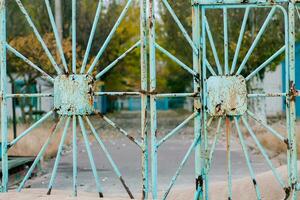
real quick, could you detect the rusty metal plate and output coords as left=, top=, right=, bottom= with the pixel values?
left=206, top=75, right=247, bottom=116
left=54, top=75, right=94, bottom=116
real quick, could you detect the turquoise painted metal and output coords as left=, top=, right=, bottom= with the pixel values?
left=0, top=0, right=300, bottom=199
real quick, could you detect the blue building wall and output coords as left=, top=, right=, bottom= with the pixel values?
left=282, top=42, right=300, bottom=118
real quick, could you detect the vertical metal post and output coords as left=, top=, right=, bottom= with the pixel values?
left=72, top=0, right=76, bottom=74
left=149, top=0, right=157, bottom=199
left=0, top=0, right=7, bottom=192
left=192, top=1, right=203, bottom=199
left=140, top=0, right=149, bottom=199
left=287, top=2, right=298, bottom=199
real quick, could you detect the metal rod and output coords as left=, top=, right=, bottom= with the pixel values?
left=245, top=46, right=285, bottom=81
left=85, top=116, right=134, bottom=199
left=234, top=118, right=261, bottom=199
left=230, top=7, right=250, bottom=74
left=236, top=7, right=277, bottom=75
left=223, top=8, right=229, bottom=75
left=149, top=0, right=158, bottom=198
left=10, top=110, right=54, bottom=146
left=205, top=59, right=217, bottom=76
left=241, top=116, right=286, bottom=188
left=95, top=40, right=141, bottom=80
left=72, top=0, right=76, bottom=74
left=6, top=93, right=53, bottom=98
left=15, top=0, right=62, bottom=74
left=87, top=0, right=133, bottom=74
left=94, top=92, right=141, bottom=96
left=17, top=117, right=64, bottom=191
left=225, top=117, right=232, bottom=199
left=78, top=116, right=104, bottom=198
left=161, top=0, right=198, bottom=55
left=45, top=0, right=68, bottom=73
left=162, top=136, right=200, bottom=200
left=247, top=110, right=286, bottom=142
left=6, top=44, right=54, bottom=82
left=81, top=0, right=102, bottom=74
left=47, top=117, right=71, bottom=195
left=95, top=112, right=142, bottom=148
left=140, top=0, right=149, bottom=198
left=157, top=112, right=199, bottom=148
left=205, top=17, right=223, bottom=75
left=72, top=115, right=78, bottom=197
left=0, top=0, right=8, bottom=191
left=247, top=93, right=287, bottom=98
left=207, top=118, right=222, bottom=172
left=155, top=42, right=197, bottom=76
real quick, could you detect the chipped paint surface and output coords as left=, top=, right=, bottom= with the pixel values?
left=207, top=75, right=247, bottom=116
left=54, top=75, right=94, bottom=116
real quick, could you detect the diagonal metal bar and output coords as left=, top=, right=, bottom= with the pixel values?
left=241, top=116, right=286, bottom=188
left=15, top=0, right=62, bottom=74
left=17, top=117, right=64, bottom=191
left=78, top=116, right=104, bottom=198
left=6, top=44, right=54, bottom=82
left=85, top=116, right=134, bottom=199
left=72, top=115, right=78, bottom=197
left=162, top=136, right=200, bottom=200
left=10, top=110, right=54, bottom=146
left=157, top=112, right=199, bottom=148
left=205, top=18, right=223, bottom=75
left=223, top=8, right=229, bottom=75
left=160, top=0, right=198, bottom=55
left=236, top=7, right=277, bottom=75
left=47, top=117, right=71, bottom=195
left=245, top=46, right=285, bottom=81
left=81, top=0, right=103, bottom=74
left=247, top=110, right=286, bottom=142
left=44, top=0, right=68, bottom=73
left=205, top=59, right=217, bottom=76
left=95, top=40, right=141, bottom=80
left=87, top=0, right=133, bottom=74
left=207, top=117, right=222, bottom=172
left=230, top=7, right=250, bottom=74
left=72, top=0, right=76, bottom=74
left=155, top=43, right=198, bottom=77
left=95, top=112, right=142, bottom=148
left=234, top=118, right=261, bottom=199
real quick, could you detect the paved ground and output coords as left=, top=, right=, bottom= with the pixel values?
left=21, top=137, right=271, bottom=199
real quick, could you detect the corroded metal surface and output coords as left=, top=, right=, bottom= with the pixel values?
left=207, top=75, right=247, bottom=116
left=54, top=75, right=94, bottom=116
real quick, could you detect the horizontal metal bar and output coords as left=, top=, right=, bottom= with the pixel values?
left=6, top=44, right=54, bottom=82
left=155, top=43, right=197, bottom=77
left=6, top=93, right=53, bottom=98
left=247, top=93, right=287, bottom=98
left=155, top=93, right=199, bottom=98
left=195, top=0, right=289, bottom=5
left=95, top=40, right=141, bottom=80
left=10, top=110, right=54, bottom=146
left=157, top=112, right=199, bottom=148
left=94, top=92, right=140, bottom=96
left=247, top=110, right=286, bottom=142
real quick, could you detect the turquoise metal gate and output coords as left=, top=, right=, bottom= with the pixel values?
left=0, top=0, right=149, bottom=199
left=1, top=0, right=300, bottom=199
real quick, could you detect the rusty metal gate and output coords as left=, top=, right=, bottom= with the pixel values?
left=0, top=0, right=300, bottom=200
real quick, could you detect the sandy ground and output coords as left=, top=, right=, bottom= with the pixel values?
left=0, top=163, right=298, bottom=200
